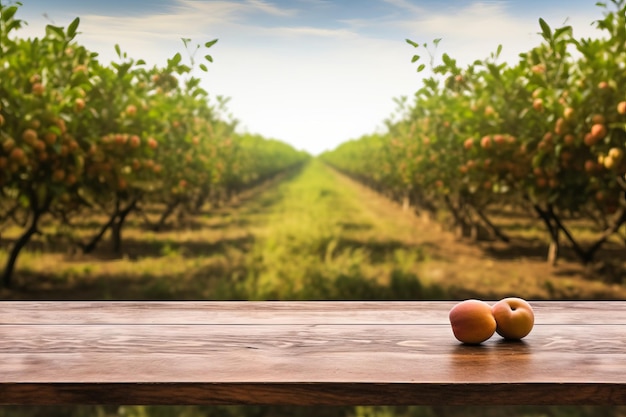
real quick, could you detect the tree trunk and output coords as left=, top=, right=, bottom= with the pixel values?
left=110, top=197, right=138, bottom=254
left=152, top=199, right=181, bottom=232
left=575, top=207, right=626, bottom=264
left=81, top=195, right=139, bottom=255
left=472, top=205, right=510, bottom=243
left=2, top=191, right=51, bottom=288
left=547, top=226, right=560, bottom=266
left=534, top=204, right=560, bottom=266
left=81, top=211, right=117, bottom=254
left=443, top=195, right=468, bottom=237
left=402, top=192, right=410, bottom=212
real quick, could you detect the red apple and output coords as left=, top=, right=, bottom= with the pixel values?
left=491, top=297, right=534, bottom=340
left=448, top=299, right=496, bottom=344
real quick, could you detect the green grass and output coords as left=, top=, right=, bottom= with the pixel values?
left=228, top=160, right=437, bottom=300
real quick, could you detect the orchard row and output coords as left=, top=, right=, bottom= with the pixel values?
left=322, top=0, right=626, bottom=265
left=0, top=5, right=308, bottom=287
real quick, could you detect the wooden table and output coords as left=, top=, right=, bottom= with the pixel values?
left=0, top=301, right=624, bottom=405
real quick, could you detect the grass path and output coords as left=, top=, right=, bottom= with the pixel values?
left=2, top=159, right=625, bottom=300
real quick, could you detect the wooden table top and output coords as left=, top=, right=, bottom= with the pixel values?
left=0, top=301, right=625, bottom=405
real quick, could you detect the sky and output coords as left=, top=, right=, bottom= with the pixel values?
left=11, top=0, right=609, bottom=155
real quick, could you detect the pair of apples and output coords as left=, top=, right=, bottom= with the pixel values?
left=449, top=298, right=534, bottom=344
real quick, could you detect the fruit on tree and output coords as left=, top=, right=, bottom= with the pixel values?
left=115, top=134, right=127, bottom=145
left=604, top=156, right=617, bottom=170
left=563, top=134, right=575, bottom=146
left=129, top=135, right=141, bottom=148
left=31, top=82, right=45, bottom=96
left=493, top=134, right=506, bottom=146
left=590, top=124, right=607, bottom=141
left=531, top=64, right=545, bottom=74
left=9, top=147, right=26, bottom=163
left=52, top=169, right=65, bottom=182
left=22, top=129, right=38, bottom=145
left=147, top=137, right=158, bottom=149
left=535, top=177, right=547, bottom=188
left=603, top=148, right=624, bottom=170
left=583, top=159, right=597, bottom=173
left=554, top=118, right=568, bottom=135
left=2, top=138, right=15, bottom=152
left=595, top=190, right=606, bottom=201
left=591, top=114, right=606, bottom=125
left=448, top=299, right=496, bottom=344
left=34, top=140, right=46, bottom=152
left=125, top=104, right=137, bottom=117
left=75, top=98, right=86, bottom=112
left=618, top=101, right=626, bottom=115
left=608, top=148, right=623, bottom=162
left=491, top=297, right=535, bottom=340
left=44, top=132, right=57, bottom=145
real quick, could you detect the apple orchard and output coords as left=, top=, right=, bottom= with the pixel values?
left=0, top=5, right=308, bottom=288
left=322, top=1, right=626, bottom=266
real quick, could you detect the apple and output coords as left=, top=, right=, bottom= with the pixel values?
left=591, top=114, right=606, bottom=125
left=464, top=138, right=474, bottom=150
left=491, top=297, right=534, bottom=340
left=563, top=133, right=575, bottom=146
left=75, top=98, right=86, bottom=112
left=129, top=135, right=141, bottom=148
left=493, top=134, right=506, bottom=146
left=448, top=299, right=496, bottom=344
left=147, top=137, right=158, bottom=149
left=126, top=104, right=137, bottom=117
left=31, top=82, right=45, bottom=96
left=608, top=148, right=623, bottom=163
left=531, top=64, right=545, bottom=74
left=590, top=124, right=607, bottom=141
left=603, top=156, right=617, bottom=170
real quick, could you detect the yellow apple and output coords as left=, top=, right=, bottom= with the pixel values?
left=491, top=297, right=534, bottom=340
left=448, top=299, right=496, bottom=344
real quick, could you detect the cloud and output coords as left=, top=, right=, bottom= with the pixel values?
left=267, top=25, right=357, bottom=38
left=381, top=0, right=424, bottom=14
left=372, top=1, right=605, bottom=66
left=245, top=0, right=297, bottom=17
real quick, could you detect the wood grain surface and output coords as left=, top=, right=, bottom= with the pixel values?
left=0, top=301, right=624, bottom=405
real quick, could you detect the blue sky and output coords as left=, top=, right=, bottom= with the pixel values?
left=14, top=0, right=606, bottom=155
